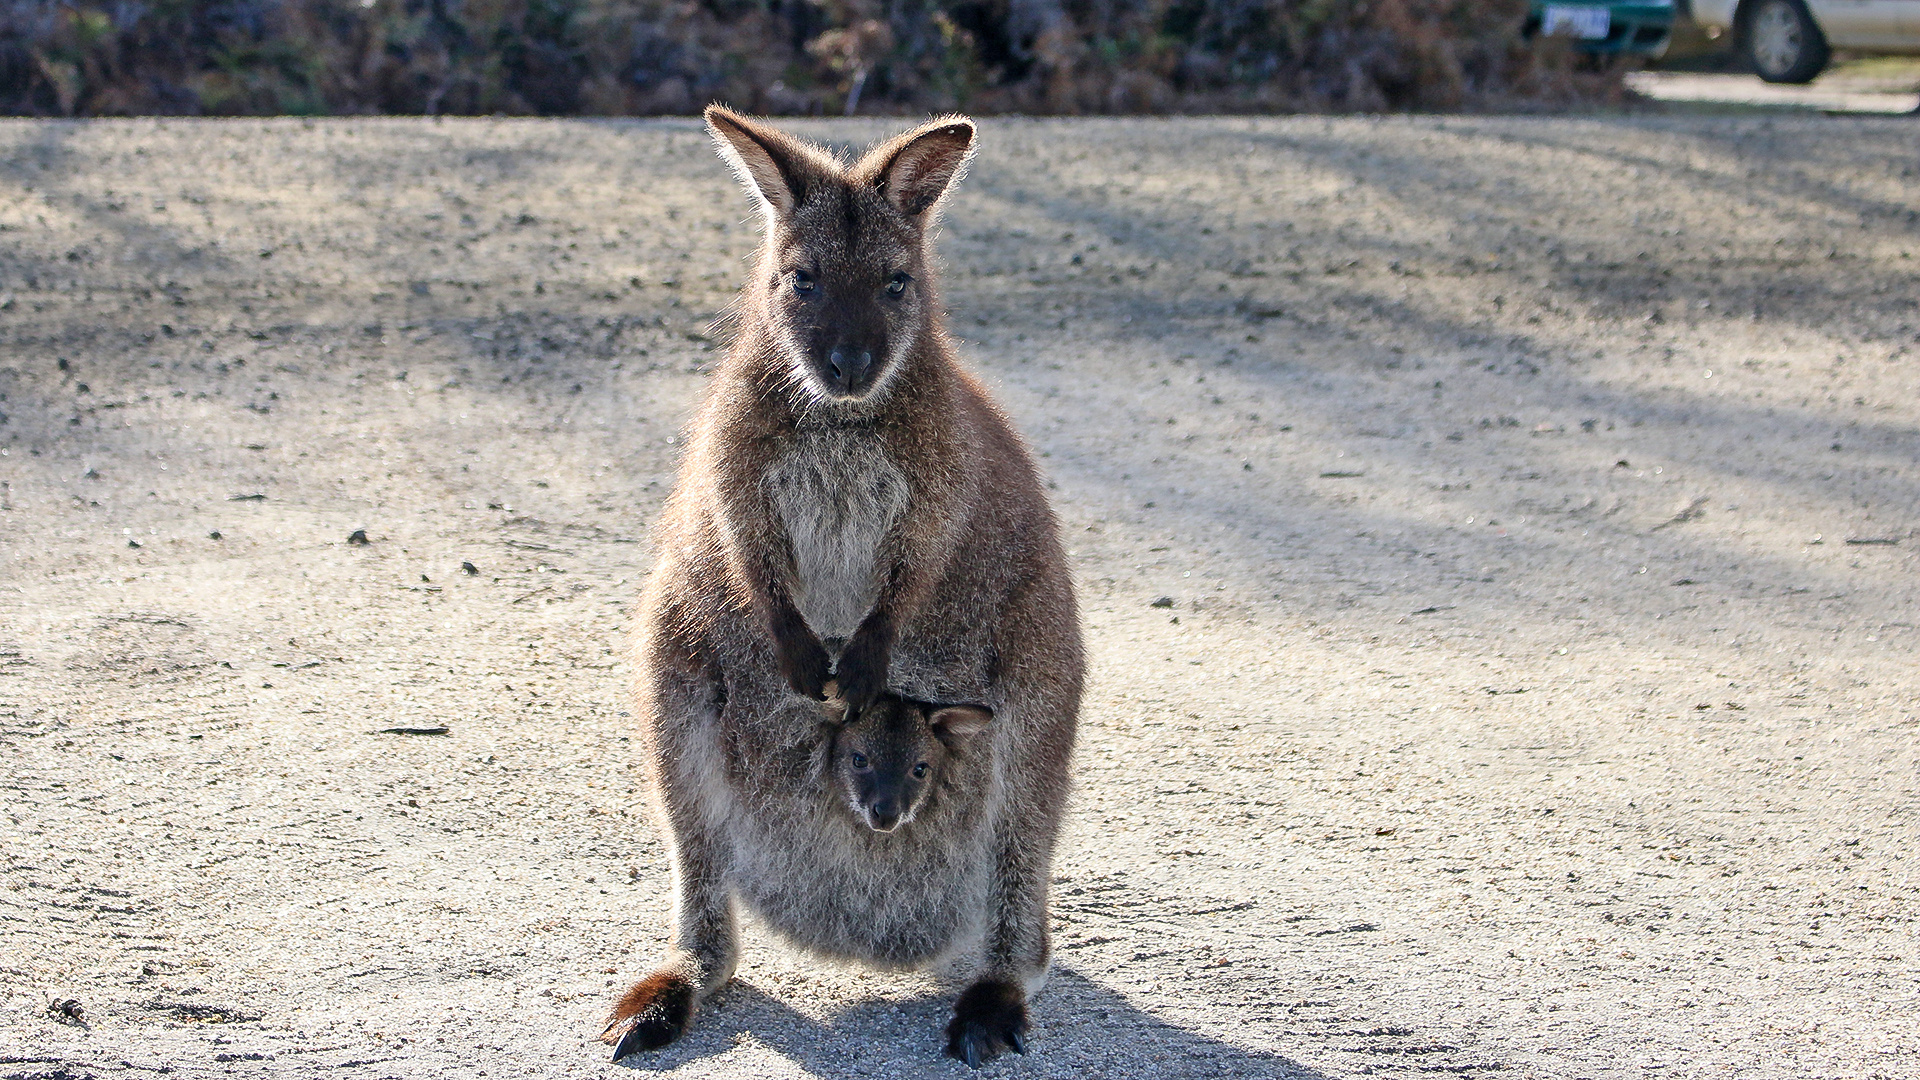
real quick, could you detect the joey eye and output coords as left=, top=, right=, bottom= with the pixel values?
left=911, top=762, right=928, bottom=779
left=885, top=272, right=909, bottom=296
left=792, top=269, right=816, bottom=294
left=849, top=751, right=869, bottom=770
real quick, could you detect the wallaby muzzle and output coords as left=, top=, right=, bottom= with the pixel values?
left=827, top=345, right=876, bottom=396
left=864, top=798, right=903, bottom=832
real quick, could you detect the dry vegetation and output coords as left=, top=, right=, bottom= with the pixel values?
left=0, top=0, right=1626, bottom=117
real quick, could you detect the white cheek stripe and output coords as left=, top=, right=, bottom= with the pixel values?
left=773, top=309, right=918, bottom=407
left=865, top=324, right=916, bottom=403
left=774, top=311, right=823, bottom=400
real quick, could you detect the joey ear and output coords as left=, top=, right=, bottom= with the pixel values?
left=930, top=704, right=993, bottom=738
left=705, top=105, right=823, bottom=218
left=865, top=117, right=976, bottom=220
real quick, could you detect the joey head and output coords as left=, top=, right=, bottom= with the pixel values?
left=829, top=695, right=992, bottom=833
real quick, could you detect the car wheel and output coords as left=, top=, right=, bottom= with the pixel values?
left=1740, top=0, right=1829, bottom=84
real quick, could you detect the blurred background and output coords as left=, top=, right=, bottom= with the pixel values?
left=0, top=0, right=1665, bottom=117
left=8, top=0, right=1918, bottom=117
left=7, top=0, right=1917, bottom=118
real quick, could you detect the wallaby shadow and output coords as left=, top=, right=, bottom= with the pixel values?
left=615, top=967, right=1325, bottom=1078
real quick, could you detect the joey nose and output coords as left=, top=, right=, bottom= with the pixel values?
left=867, top=800, right=901, bottom=832
left=827, top=346, right=874, bottom=393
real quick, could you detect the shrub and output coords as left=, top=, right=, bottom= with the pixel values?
left=0, top=0, right=1627, bottom=116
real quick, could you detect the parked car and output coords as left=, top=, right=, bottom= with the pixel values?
left=1689, top=0, right=1920, bottom=82
left=1526, top=0, right=1678, bottom=56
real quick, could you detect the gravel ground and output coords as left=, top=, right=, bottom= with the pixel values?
left=1626, top=72, right=1920, bottom=115
left=2, top=114, right=1917, bottom=1080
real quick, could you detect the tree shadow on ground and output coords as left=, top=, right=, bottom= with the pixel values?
left=615, top=967, right=1326, bottom=1079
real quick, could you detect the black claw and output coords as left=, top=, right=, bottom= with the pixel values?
left=610, top=1009, right=687, bottom=1060
left=605, top=971, right=696, bottom=1060
left=945, top=978, right=1029, bottom=1068
left=610, top=1023, right=649, bottom=1061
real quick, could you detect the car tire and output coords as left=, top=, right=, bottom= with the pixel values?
left=1739, top=0, right=1829, bottom=83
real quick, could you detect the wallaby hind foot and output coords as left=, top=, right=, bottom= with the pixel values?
left=602, top=967, right=699, bottom=1060
left=944, top=978, right=1029, bottom=1068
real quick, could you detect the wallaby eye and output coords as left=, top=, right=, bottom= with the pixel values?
left=792, top=269, right=816, bottom=294
left=911, top=762, right=928, bottom=779
left=850, top=751, right=869, bottom=770
left=885, top=272, right=910, bottom=296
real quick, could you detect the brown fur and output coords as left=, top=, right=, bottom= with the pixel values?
left=610, top=106, right=1083, bottom=1068
left=602, top=970, right=687, bottom=1040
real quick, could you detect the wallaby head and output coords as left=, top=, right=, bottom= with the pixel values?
left=828, top=695, right=992, bottom=833
left=705, top=105, right=976, bottom=405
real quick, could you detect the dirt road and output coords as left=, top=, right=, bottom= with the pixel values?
left=1627, top=70, right=1920, bottom=115
left=2, top=115, right=1916, bottom=1079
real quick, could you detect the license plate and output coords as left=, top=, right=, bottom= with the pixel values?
left=1542, top=4, right=1611, bottom=38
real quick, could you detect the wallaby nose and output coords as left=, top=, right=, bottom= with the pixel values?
left=867, top=799, right=901, bottom=832
left=827, top=346, right=874, bottom=393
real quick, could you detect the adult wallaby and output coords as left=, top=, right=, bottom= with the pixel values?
left=603, top=106, right=1083, bottom=1068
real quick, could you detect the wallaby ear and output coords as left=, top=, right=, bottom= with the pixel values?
left=862, top=117, right=976, bottom=220
left=930, top=704, right=992, bottom=738
left=705, top=104, right=827, bottom=219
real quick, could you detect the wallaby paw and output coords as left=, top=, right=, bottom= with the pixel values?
left=833, top=634, right=890, bottom=713
left=777, top=630, right=833, bottom=701
left=944, top=979, right=1029, bottom=1068
left=602, top=970, right=696, bottom=1060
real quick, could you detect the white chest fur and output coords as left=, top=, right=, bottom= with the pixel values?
left=766, top=432, right=910, bottom=643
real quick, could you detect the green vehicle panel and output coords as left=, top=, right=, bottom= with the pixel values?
left=1527, top=0, right=1677, bottom=55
